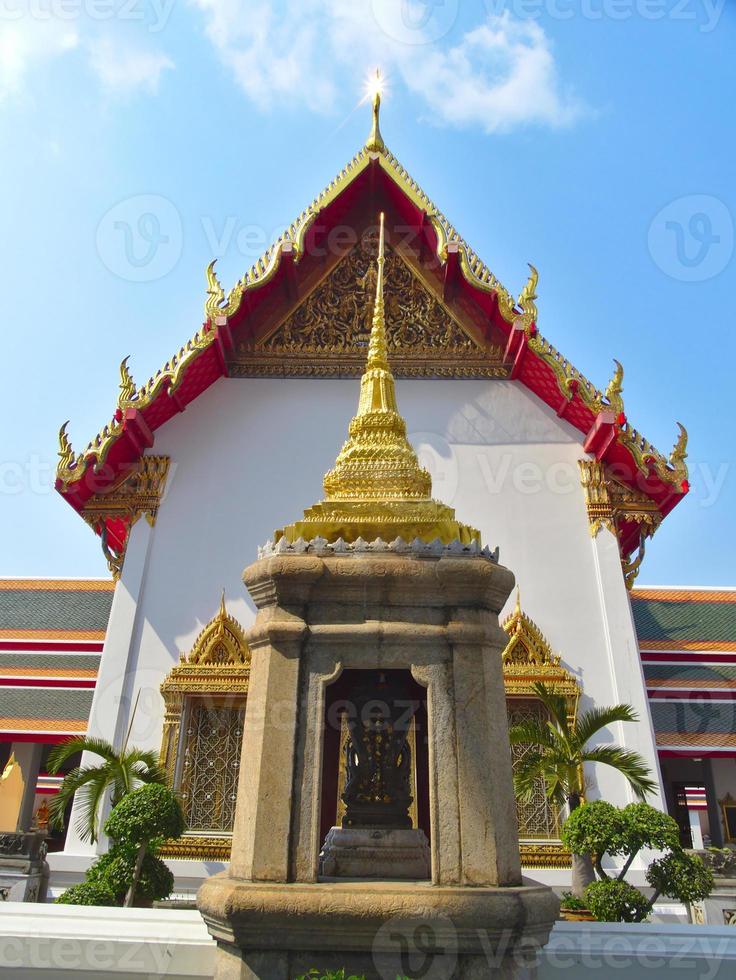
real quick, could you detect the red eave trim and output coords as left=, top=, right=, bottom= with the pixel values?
left=0, top=677, right=97, bottom=688
left=641, top=651, right=736, bottom=664
left=0, top=732, right=84, bottom=744
left=647, top=690, right=736, bottom=701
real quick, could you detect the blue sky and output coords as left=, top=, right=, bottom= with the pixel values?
left=0, top=0, right=733, bottom=583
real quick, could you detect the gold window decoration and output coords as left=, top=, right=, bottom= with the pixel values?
left=159, top=593, right=250, bottom=861
left=502, top=589, right=581, bottom=869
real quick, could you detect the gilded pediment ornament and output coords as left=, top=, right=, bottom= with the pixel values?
left=502, top=589, right=580, bottom=712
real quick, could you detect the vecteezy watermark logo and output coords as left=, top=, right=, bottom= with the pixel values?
left=648, top=195, right=733, bottom=283
left=372, top=913, right=458, bottom=980
left=96, top=194, right=183, bottom=282
left=371, top=0, right=459, bottom=44
left=0, top=0, right=176, bottom=33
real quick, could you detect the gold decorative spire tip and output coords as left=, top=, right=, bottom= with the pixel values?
left=365, top=68, right=385, bottom=154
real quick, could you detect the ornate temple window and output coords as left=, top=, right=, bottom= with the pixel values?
left=159, top=596, right=250, bottom=860
left=502, top=591, right=581, bottom=869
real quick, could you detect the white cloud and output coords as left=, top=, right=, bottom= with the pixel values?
left=0, top=21, right=78, bottom=101
left=407, top=17, right=584, bottom=132
left=190, top=0, right=584, bottom=132
left=88, top=38, right=174, bottom=95
left=0, top=8, right=173, bottom=104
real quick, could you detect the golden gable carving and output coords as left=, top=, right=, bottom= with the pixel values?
left=229, top=232, right=506, bottom=379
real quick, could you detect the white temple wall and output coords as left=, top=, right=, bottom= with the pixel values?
left=68, top=376, right=664, bottom=860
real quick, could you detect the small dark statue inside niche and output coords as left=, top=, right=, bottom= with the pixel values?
left=341, top=670, right=418, bottom=830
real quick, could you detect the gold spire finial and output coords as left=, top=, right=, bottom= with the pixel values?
left=58, top=421, right=74, bottom=470
left=514, top=585, right=522, bottom=615
left=118, top=356, right=135, bottom=408
left=365, top=69, right=385, bottom=154
left=366, top=210, right=387, bottom=368
left=219, top=589, right=227, bottom=618
left=274, top=214, right=480, bottom=547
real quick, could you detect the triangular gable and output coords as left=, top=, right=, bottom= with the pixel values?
left=230, top=232, right=505, bottom=379
left=55, top=120, right=689, bottom=570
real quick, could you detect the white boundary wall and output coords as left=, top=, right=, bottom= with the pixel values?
left=1, top=907, right=735, bottom=980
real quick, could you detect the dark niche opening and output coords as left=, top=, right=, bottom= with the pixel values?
left=319, top=668, right=430, bottom=849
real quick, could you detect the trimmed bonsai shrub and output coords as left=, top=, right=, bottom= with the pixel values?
left=103, top=783, right=184, bottom=907
left=55, top=881, right=117, bottom=907
left=563, top=800, right=680, bottom=881
left=563, top=800, right=714, bottom=922
left=86, top=844, right=175, bottom=905
left=646, top=849, right=714, bottom=907
left=585, top=879, right=651, bottom=922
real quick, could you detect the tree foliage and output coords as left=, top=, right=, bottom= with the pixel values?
left=508, top=683, right=657, bottom=811
left=55, top=881, right=117, bottom=907
left=47, top=736, right=165, bottom=844
left=647, top=850, right=714, bottom=905
left=85, top=845, right=175, bottom=905
left=584, top=879, right=651, bottom=923
left=564, top=800, right=714, bottom=922
left=54, top=783, right=183, bottom=908
left=104, top=782, right=185, bottom=848
left=563, top=801, right=681, bottom=879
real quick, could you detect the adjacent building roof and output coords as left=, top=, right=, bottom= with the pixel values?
left=0, top=579, right=112, bottom=741
left=632, top=588, right=736, bottom=652
left=3, top=580, right=733, bottom=755
left=633, top=587, right=736, bottom=753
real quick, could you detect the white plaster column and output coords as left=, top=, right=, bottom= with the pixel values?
left=63, top=518, right=156, bottom=857
left=689, top=809, right=705, bottom=849
left=590, top=527, right=664, bottom=811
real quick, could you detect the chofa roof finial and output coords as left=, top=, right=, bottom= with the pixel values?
left=365, top=68, right=385, bottom=154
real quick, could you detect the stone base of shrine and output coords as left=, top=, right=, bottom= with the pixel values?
left=198, top=874, right=559, bottom=980
left=319, top=826, right=431, bottom=880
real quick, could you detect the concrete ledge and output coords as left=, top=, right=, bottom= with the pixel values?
left=0, top=904, right=214, bottom=979
left=1, top=904, right=735, bottom=979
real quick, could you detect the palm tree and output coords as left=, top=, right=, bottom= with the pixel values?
left=47, top=736, right=165, bottom=844
left=508, top=682, right=657, bottom=897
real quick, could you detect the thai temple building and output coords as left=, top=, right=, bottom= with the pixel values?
left=1, top=95, right=734, bottom=891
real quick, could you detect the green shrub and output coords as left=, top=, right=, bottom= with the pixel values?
left=616, top=802, right=680, bottom=855
left=562, top=800, right=623, bottom=859
left=104, top=783, right=185, bottom=848
left=647, top=850, right=714, bottom=905
left=86, top=844, right=174, bottom=904
left=294, top=972, right=366, bottom=980
left=55, top=881, right=116, bottom=907
left=559, top=890, right=589, bottom=911
left=562, top=800, right=679, bottom=864
left=294, top=973, right=410, bottom=980
left=584, top=880, right=651, bottom=923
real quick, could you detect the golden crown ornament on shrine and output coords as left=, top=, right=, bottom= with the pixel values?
left=275, top=212, right=480, bottom=549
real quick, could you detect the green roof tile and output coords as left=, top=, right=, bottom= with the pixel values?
left=632, top=597, right=736, bottom=645
left=0, top=688, right=93, bottom=722
left=0, top=587, right=113, bottom=633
